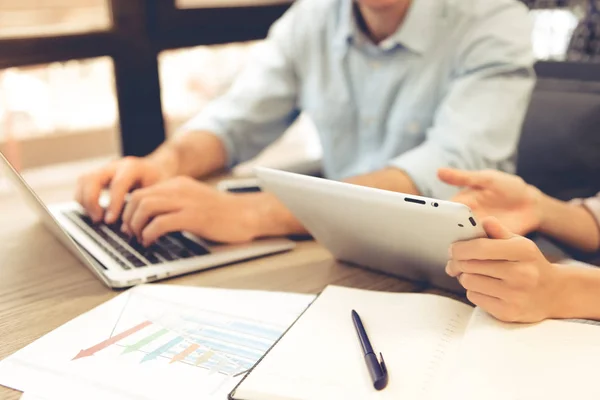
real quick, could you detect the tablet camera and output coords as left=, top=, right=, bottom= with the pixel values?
left=432, top=202, right=439, bottom=207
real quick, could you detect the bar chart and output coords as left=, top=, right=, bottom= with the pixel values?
left=72, top=293, right=292, bottom=377
left=0, top=285, right=314, bottom=400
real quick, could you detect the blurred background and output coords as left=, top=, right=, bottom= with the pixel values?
left=0, top=0, right=597, bottom=190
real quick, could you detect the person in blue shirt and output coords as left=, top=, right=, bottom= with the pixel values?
left=76, top=0, right=535, bottom=245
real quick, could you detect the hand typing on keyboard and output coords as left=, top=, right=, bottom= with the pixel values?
left=67, top=211, right=210, bottom=269
left=75, top=157, right=171, bottom=224
left=118, top=176, right=266, bottom=246
left=75, top=148, right=306, bottom=245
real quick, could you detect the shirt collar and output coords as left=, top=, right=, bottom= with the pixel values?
left=333, top=0, right=355, bottom=52
left=395, top=0, right=438, bottom=54
left=334, top=0, right=438, bottom=55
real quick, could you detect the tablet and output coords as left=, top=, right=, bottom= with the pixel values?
left=255, top=167, right=486, bottom=292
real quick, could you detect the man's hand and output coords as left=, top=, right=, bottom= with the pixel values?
left=120, top=176, right=262, bottom=246
left=346, top=167, right=419, bottom=195
left=438, top=168, right=542, bottom=235
left=446, top=217, right=564, bottom=323
left=76, top=157, right=173, bottom=224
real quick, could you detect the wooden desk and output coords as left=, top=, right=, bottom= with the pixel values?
left=0, top=178, right=460, bottom=400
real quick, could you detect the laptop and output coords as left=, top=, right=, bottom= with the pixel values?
left=0, top=152, right=295, bottom=289
left=255, top=167, right=486, bottom=292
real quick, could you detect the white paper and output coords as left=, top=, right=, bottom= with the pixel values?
left=233, top=286, right=474, bottom=400
left=20, top=393, right=49, bottom=400
left=445, top=308, right=600, bottom=400
left=0, top=285, right=315, bottom=400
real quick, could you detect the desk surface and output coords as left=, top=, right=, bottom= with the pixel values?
left=0, top=175, right=461, bottom=400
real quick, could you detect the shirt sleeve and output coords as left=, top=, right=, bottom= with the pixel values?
left=581, top=194, right=600, bottom=226
left=570, top=194, right=600, bottom=252
left=178, top=3, right=302, bottom=167
left=389, top=2, right=535, bottom=199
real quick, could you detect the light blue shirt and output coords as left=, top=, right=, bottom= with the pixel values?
left=183, top=0, right=535, bottom=198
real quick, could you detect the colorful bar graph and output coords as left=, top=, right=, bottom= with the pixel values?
left=142, top=336, right=184, bottom=363
left=170, top=343, right=200, bottom=364
left=73, top=308, right=290, bottom=375
left=73, top=321, right=152, bottom=360
left=122, top=329, right=168, bottom=355
left=198, top=328, right=271, bottom=352
left=195, top=350, right=215, bottom=366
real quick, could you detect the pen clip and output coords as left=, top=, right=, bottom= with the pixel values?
left=379, top=352, right=387, bottom=375
left=372, top=352, right=389, bottom=391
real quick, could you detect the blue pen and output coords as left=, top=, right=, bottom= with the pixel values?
left=351, top=310, right=389, bottom=391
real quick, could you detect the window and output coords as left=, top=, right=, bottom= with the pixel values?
left=0, top=0, right=111, bottom=39
left=176, top=0, right=291, bottom=9
left=0, top=1, right=117, bottom=191
left=531, top=8, right=583, bottom=61
left=0, top=1, right=289, bottom=191
left=0, top=57, right=120, bottom=170
left=159, top=42, right=259, bottom=136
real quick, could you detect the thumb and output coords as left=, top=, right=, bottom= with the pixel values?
left=482, top=217, right=515, bottom=240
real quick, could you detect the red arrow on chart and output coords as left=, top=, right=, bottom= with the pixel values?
left=72, top=320, right=152, bottom=360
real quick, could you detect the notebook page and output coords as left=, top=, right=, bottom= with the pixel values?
left=444, top=308, right=600, bottom=400
left=232, top=285, right=474, bottom=400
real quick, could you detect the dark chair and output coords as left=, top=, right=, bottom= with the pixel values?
left=516, top=63, right=600, bottom=201
left=517, top=62, right=600, bottom=262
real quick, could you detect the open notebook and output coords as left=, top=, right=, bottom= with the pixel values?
left=230, top=285, right=600, bottom=400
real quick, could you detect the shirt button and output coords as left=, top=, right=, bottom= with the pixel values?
left=370, top=62, right=380, bottom=69
left=364, top=117, right=375, bottom=124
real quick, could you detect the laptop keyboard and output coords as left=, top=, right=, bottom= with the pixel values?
left=64, top=211, right=210, bottom=270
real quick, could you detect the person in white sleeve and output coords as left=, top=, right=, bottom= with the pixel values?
left=439, top=168, right=600, bottom=323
